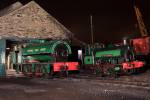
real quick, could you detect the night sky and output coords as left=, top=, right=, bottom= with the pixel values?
left=0, top=0, right=150, bottom=43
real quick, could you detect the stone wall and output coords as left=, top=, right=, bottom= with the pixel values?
left=0, top=1, right=72, bottom=40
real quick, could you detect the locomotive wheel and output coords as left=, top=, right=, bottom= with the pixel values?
left=26, top=72, right=33, bottom=77
left=44, top=71, right=54, bottom=79
left=59, top=65, right=69, bottom=77
left=34, top=72, right=43, bottom=78
left=59, top=70, right=68, bottom=78
left=103, top=64, right=117, bottom=77
left=107, top=67, right=120, bottom=78
left=43, top=73, right=51, bottom=79
left=94, top=65, right=103, bottom=76
left=123, top=69, right=133, bottom=75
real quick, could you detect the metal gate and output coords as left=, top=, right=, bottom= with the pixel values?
left=0, top=39, right=6, bottom=76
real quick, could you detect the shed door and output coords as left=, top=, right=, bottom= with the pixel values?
left=0, top=39, right=6, bottom=76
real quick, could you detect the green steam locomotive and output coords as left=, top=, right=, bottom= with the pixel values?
left=10, top=39, right=79, bottom=77
left=83, top=39, right=145, bottom=76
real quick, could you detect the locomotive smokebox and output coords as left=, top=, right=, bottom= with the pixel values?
left=123, top=37, right=130, bottom=46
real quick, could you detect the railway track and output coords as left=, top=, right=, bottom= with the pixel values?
left=68, top=73, right=150, bottom=90
left=5, top=68, right=150, bottom=90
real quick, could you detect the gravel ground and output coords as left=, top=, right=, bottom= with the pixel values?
left=119, top=70, right=150, bottom=82
left=0, top=76, right=149, bottom=100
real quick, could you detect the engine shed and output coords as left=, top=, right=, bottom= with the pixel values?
left=0, top=1, right=83, bottom=77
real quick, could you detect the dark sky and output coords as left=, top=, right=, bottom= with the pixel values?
left=0, top=0, right=150, bottom=43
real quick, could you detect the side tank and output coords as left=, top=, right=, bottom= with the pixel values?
left=22, top=40, right=72, bottom=62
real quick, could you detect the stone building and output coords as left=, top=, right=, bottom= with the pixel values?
left=0, top=1, right=72, bottom=40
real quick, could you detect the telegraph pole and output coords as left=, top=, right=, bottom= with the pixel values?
left=90, top=15, right=94, bottom=44
left=90, top=15, right=95, bottom=65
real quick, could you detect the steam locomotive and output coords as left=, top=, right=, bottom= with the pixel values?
left=11, top=39, right=79, bottom=77
left=83, top=38, right=147, bottom=76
